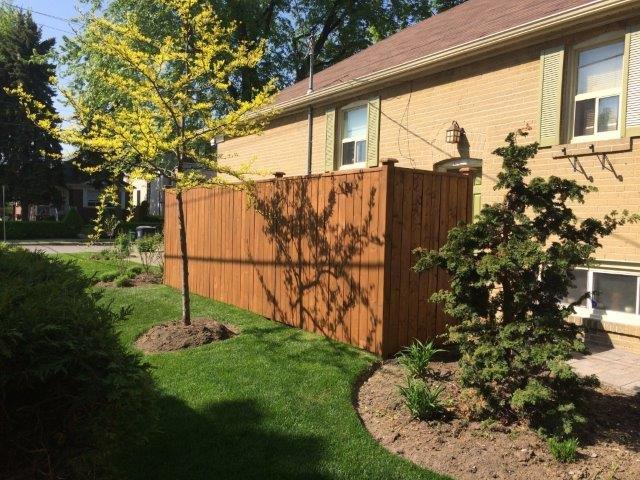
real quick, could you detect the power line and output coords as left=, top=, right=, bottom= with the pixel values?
left=1, top=1, right=72, bottom=23
left=0, top=1, right=75, bottom=34
left=37, top=23, right=73, bottom=35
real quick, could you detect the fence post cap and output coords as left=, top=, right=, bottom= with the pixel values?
left=273, top=171, right=286, bottom=178
left=381, top=158, right=398, bottom=166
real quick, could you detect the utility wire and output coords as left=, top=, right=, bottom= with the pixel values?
left=0, top=1, right=75, bottom=34
left=1, top=1, right=72, bottom=23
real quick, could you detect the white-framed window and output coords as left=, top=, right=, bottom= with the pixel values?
left=564, top=267, right=640, bottom=323
left=339, top=103, right=368, bottom=169
left=571, top=39, right=625, bottom=143
left=84, top=188, right=100, bottom=207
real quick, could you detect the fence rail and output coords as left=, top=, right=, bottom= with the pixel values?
left=164, top=161, right=471, bottom=356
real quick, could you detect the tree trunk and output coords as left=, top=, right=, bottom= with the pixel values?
left=176, top=190, right=191, bottom=326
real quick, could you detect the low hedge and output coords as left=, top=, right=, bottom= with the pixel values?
left=3, top=208, right=84, bottom=239
left=3, top=220, right=78, bottom=239
left=0, top=246, right=153, bottom=478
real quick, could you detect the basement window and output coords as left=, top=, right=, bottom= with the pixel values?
left=564, top=267, right=640, bottom=322
left=339, top=103, right=367, bottom=169
left=571, top=39, right=624, bottom=142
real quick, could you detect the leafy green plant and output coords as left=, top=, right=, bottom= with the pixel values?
left=0, top=245, right=152, bottom=478
left=414, top=131, right=637, bottom=436
left=136, top=233, right=163, bottom=274
left=115, top=275, right=133, bottom=287
left=397, top=339, right=445, bottom=377
left=62, top=207, right=83, bottom=233
left=128, top=265, right=143, bottom=276
left=99, top=270, right=118, bottom=282
left=547, top=437, right=579, bottom=463
left=398, top=378, right=447, bottom=420
left=102, top=214, right=121, bottom=239
left=112, top=232, right=132, bottom=274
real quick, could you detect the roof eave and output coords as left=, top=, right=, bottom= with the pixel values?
left=274, top=0, right=640, bottom=115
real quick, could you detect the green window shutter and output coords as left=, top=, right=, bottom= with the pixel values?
left=625, top=24, right=640, bottom=137
left=366, top=97, right=381, bottom=167
left=324, top=108, right=336, bottom=171
left=538, top=45, right=565, bottom=147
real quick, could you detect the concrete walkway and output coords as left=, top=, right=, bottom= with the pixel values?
left=570, top=346, right=640, bottom=394
left=8, top=239, right=160, bottom=265
left=8, top=239, right=111, bottom=254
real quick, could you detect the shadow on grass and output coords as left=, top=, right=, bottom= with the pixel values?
left=116, top=396, right=329, bottom=480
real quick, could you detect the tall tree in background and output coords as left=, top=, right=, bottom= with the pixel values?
left=12, top=0, right=275, bottom=325
left=79, top=0, right=466, bottom=101
left=0, top=7, right=63, bottom=219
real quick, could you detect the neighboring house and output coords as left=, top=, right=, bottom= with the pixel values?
left=130, top=175, right=174, bottom=217
left=147, top=175, right=173, bottom=217
left=61, top=162, right=129, bottom=222
left=217, top=0, right=640, bottom=353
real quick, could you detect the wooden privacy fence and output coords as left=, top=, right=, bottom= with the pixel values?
left=164, top=160, right=472, bottom=357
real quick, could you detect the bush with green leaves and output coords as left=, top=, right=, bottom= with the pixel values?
left=0, top=246, right=152, bottom=478
left=128, top=264, right=143, bottom=276
left=115, top=275, right=134, bottom=287
left=112, top=232, right=133, bottom=274
left=397, top=339, right=445, bottom=377
left=3, top=220, right=77, bottom=239
left=398, top=378, right=447, bottom=420
left=136, top=233, right=164, bottom=274
left=414, top=131, right=637, bottom=437
left=62, top=206, right=84, bottom=232
left=99, top=270, right=119, bottom=282
left=547, top=437, right=579, bottom=463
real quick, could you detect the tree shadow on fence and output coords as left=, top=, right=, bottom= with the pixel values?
left=251, top=173, right=384, bottom=353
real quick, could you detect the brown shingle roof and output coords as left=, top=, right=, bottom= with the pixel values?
left=276, top=0, right=597, bottom=104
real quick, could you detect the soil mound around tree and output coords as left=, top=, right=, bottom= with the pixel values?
left=135, top=317, right=238, bottom=353
left=356, top=360, right=640, bottom=480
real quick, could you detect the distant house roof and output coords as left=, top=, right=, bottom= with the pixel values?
left=62, top=161, right=91, bottom=185
left=275, top=0, right=629, bottom=108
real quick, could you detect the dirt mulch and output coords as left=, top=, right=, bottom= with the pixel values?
left=134, top=317, right=238, bottom=353
left=356, top=360, right=640, bottom=480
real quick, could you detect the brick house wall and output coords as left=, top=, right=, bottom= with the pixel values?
left=218, top=18, right=640, bottom=353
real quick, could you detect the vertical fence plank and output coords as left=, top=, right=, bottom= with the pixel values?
left=408, top=173, right=423, bottom=345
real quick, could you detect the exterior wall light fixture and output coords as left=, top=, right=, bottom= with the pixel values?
left=446, top=121, right=464, bottom=144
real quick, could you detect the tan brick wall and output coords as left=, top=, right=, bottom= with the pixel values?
left=569, top=316, right=640, bottom=354
left=218, top=23, right=640, bottom=266
left=218, top=108, right=327, bottom=178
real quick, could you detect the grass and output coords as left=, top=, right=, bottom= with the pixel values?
left=60, top=253, right=447, bottom=480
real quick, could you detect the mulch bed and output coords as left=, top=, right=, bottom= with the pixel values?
left=356, top=360, right=640, bottom=480
left=134, top=317, right=238, bottom=353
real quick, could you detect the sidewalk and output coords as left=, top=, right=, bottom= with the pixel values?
left=8, top=239, right=112, bottom=254
left=570, top=346, right=640, bottom=394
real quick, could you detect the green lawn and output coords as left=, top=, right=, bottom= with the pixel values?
left=60, top=253, right=447, bottom=480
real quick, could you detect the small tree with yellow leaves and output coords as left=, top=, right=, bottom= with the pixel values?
left=9, top=0, right=275, bottom=325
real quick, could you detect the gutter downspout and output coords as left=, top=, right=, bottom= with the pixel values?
left=306, top=106, right=313, bottom=176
